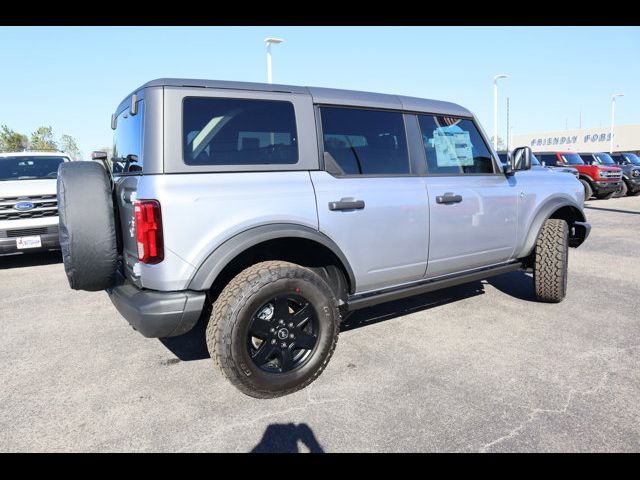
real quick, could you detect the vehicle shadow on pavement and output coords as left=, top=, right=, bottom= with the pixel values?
left=250, top=423, right=324, bottom=453
left=160, top=271, right=534, bottom=359
left=340, top=281, right=486, bottom=332
left=484, top=270, right=536, bottom=302
left=0, top=251, right=62, bottom=269
left=159, top=306, right=211, bottom=361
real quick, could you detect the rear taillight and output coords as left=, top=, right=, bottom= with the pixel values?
left=133, top=200, right=164, bottom=264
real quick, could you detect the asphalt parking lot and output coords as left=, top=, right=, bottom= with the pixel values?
left=1, top=196, right=639, bottom=452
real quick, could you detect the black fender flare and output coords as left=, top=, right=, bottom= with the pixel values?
left=515, top=198, right=587, bottom=259
left=187, top=223, right=356, bottom=293
left=579, top=173, right=594, bottom=183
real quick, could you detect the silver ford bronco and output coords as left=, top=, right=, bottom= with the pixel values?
left=57, top=78, right=590, bottom=398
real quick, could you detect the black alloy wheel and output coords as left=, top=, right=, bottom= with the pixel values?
left=247, top=294, right=319, bottom=373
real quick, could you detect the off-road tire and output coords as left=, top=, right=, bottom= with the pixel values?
left=206, top=261, right=340, bottom=398
left=533, top=219, right=569, bottom=303
left=579, top=179, right=593, bottom=201
left=57, top=161, right=118, bottom=291
left=613, top=181, right=628, bottom=198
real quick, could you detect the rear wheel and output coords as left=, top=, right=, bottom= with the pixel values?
left=533, top=219, right=569, bottom=303
left=206, top=261, right=340, bottom=398
left=579, top=179, right=593, bottom=201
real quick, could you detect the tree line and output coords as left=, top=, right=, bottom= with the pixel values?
left=0, top=125, right=82, bottom=160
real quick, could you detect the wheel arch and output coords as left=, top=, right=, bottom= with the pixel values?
left=578, top=173, right=594, bottom=183
left=188, top=223, right=356, bottom=296
left=516, top=198, right=587, bottom=260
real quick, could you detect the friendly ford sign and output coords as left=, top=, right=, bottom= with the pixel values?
left=530, top=132, right=612, bottom=147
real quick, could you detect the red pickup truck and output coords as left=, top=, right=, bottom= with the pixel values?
left=536, top=151, right=622, bottom=200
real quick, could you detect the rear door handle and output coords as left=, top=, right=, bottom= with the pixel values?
left=328, top=199, right=365, bottom=211
left=436, top=193, right=463, bottom=204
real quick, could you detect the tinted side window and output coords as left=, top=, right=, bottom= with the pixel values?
left=112, top=100, right=144, bottom=173
left=539, top=154, right=558, bottom=166
left=320, top=107, right=410, bottom=175
left=183, top=97, right=298, bottom=166
left=417, top=115, right=495, bottom=174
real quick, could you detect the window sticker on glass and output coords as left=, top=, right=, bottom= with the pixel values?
left=433, top=126, right=473, bottom=167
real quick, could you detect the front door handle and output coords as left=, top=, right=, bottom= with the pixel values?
left=328, top=199, right=365, bottom=211
left=436, top=193, right=463, bottom=204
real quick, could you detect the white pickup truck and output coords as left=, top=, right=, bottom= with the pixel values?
left=0, top=151, right=70, bottom=254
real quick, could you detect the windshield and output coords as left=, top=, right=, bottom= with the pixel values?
left=561, top=153, right=584, bottom=165
left=594, top=153, right=615, bottom=165
left=0, top=156, right=67, bottom=181
left=623, top=153, right=640, bottom=166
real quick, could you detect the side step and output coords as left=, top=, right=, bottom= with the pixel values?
left=346, top=262, right=523, bottom=311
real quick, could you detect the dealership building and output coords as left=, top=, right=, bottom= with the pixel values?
left=511, top=124, right=640, bottom=155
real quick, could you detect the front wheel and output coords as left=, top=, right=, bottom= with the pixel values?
left=206, top=261, right=340, bottom=398
left=579, top=179, right=593, bottom=201
left=613, top=181, right=628, bottom=198
left=533, top=219, right=569, bottom=303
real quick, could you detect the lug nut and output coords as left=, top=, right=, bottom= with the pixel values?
left=289, top=333, right=295, bottom=339
left=281, top=342, right=287, bottom=348
left=279, top=319, right=284, bottom=325
left=271, top=339, right=276, bottom=345
left=270, top=327, right=275, bottom=333
left=288, top=322, right=294, bottom=328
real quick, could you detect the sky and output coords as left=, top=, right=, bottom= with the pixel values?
left=0, top=26, right=638, bottom=158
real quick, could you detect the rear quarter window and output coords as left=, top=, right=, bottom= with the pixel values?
left=182, top=97, right=298, bottom=166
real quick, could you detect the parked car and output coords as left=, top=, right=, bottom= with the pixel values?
left=497, top=150, right=579, bottom=177
left=536, top=151, right=622, bottom=200
left=0, top=151, right=71, bottom=254
left=607, top=152, right=640, bottom=197
left=56, top=78, right=590, bottom=398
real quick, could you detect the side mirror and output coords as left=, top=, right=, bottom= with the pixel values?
left=503, top=161, right=514, bottom=176
left=509, top=146, right=532, bottom=172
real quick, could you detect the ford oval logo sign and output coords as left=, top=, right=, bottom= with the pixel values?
left=14, top=202, right=35, bottom=211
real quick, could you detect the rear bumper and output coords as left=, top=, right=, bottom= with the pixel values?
left=0, top=232, right=60, bottom=254
left=107, top=272, right=206, bottom=338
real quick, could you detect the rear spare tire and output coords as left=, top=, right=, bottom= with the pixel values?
left=57, top=161, right=118, bottom=291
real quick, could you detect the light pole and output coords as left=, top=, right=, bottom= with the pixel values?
left=610, top=93, right=624, bottom=153
left=493, top=74, right=509, bottom=150
left=264, top=37, right=284, bottom=84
